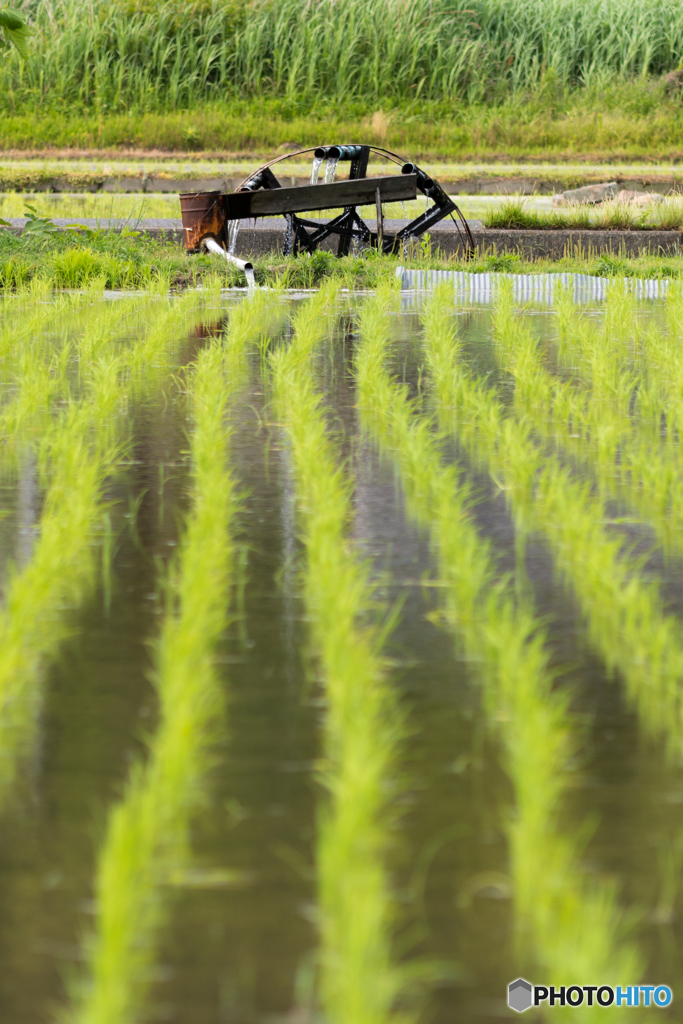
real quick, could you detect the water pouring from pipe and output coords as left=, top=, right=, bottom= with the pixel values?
left=310, top=155, right=324, bottom=185
left=203, top=237, right=256, bottom=289
left=227, top=219, right=240, bottom=255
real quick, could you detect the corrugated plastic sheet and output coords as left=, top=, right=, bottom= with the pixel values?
left=394, top=267, right=669, bottom=303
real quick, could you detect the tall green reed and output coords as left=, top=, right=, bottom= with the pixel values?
left=356, top=285, right=643, bottom=1019
left=3, top=0, right=683, bottom=111
left=271, top=283, right=406, bottom=1024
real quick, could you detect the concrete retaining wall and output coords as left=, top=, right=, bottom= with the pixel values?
left=3, top=172, right=683, bottom=196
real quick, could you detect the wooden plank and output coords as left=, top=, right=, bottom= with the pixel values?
left=224, top=174, right=417, bottom=219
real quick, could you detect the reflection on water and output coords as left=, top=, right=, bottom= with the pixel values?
left=0, top=294, right=679, bottom=1022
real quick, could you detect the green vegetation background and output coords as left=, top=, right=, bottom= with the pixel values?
left=4, top=0, right=683, bottom=158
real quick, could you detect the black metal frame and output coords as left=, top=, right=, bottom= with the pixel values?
left=236, top=144, right=474, bottom=258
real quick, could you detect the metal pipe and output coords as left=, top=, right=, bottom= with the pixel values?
left=401, top=163, right=434, bottom=190
left=203, top=236, right=252, bottom=271
left=313, top=145, right=363, bottom=161
left=375, top=184, right=384, bottom=251
left=203, top=237, right=256, bottom=288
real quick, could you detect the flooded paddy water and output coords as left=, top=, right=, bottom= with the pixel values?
left=0, top=280, right=681, bottom=1023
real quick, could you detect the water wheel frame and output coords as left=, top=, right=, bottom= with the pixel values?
left=235, top=144, right=474, bottom=259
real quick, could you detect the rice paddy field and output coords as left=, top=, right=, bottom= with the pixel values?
left=2, top=274, right=683, bottom=1022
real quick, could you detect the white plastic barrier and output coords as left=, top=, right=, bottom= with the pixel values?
left=394, top=267, right=670, bottom=303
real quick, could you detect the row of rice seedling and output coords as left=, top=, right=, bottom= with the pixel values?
left=0, top=285, right=223, bottom=817
left=421, top=285, right=683, bottom=759
left=556, top=286, right=683, bottom=455
left=0, top=277, right=60, bottom=321
left=493, top=290, right=666, bottom=522
left=0, top=291, right=191, bottom=481
left=355, top=285, right=640, bottom=1018
left=64, top=287, right=285, bottom=1024
left=0, top=291, right=92, bottom=381
left=271, top=284, right=406, bottom=1024
left=0, top=356, right=124, bottom=808
left=495, top=288, right=683, bottom=561
left=0, top=288, right=79, bottom=343
left=0, top=290, right=148, bottom=407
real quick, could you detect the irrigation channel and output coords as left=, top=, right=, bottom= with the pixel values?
left=0, top=278, right=682, bottom=1023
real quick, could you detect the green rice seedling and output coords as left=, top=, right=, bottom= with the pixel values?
left=67, top=337, right=238, bottom=1024
left=422, top=284, right=683, bottom=760
left=0, top=285, right=230, bottom=814
left=495, top=288, right=683, bottom=546
left=522, top=288, right=683, bottom=555
left=271, top=283, right=406, bottom=1024
left=0, top=355, right=125, bottom=803
left=355, top=285, right=643, bottom=1020
left=0, top=294, right=153, bottom=478
left=64, top=288, right=284, bottom=1024
left=0, top=289, right=85, bottom=361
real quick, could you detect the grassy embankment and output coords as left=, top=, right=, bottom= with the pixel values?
left=4, top=0, right=683, bottom=159
left=5, top=229, right=683, bottom=291
left=356, top=285, right=645, bottom=1021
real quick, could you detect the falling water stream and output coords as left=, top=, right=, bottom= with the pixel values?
left=324, top=157, right=339, bottom=183
left=310, top=156, right=323, bottom=185
left=227, top=219, right=240, bottom=255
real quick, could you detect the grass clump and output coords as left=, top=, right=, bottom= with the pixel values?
left=271, top=284, right=407, bottom=1024
left=0, top=229, right=215, bottom=291
left=484, top=197, right=683, bottom=231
